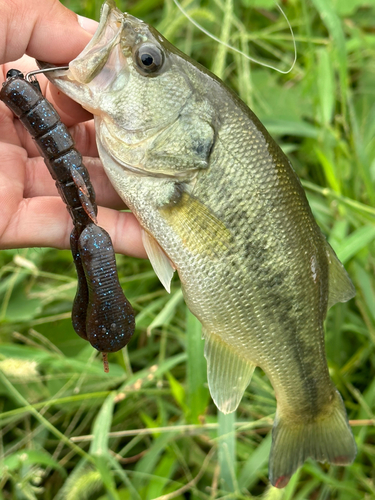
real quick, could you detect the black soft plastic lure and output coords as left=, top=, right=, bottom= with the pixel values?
left=0, top=69, right=135, bottom=371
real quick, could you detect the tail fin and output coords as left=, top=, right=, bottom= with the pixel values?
left=269, top=390, right=357, bottom=488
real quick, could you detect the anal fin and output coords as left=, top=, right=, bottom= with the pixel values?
left=203, top=330, right=255, bottom=414
left=142, top=230, right=175, bottom=293
left=326, top=243, right=356, bottom=309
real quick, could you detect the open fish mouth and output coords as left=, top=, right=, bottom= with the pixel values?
left=38, top=1, right=123, bottom=79
left=36, top=0, right=131, bottom=111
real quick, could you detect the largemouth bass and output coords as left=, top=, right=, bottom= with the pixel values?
left=43, top=0, right=356, bottom=487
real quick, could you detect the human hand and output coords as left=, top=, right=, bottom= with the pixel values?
left=0, top=0, right=146, bottom=258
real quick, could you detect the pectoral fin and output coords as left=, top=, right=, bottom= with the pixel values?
left=203, top=330, right=255, bottom=414
left=142, top=230, right=175, bottom=293
left=160, top=192, right=232, bottom=258
left=326, top=243, right=356, bottom=309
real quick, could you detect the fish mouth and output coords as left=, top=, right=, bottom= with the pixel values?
left=36, top=0, right=135, bottom=112
left=38, top=0, right=119, bottom=78
left=67, top=0, right=125, bottom=85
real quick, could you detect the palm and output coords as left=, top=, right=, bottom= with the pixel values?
left=0, top=56, right=145, bottom=257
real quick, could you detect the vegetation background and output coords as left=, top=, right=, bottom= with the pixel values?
left=1, top=0, right=375, bottom=498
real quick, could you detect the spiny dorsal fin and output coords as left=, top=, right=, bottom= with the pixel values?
left=203, top=329, right=255, bottom=414
left=142, top=230, right=175, bottom=293
left=326, top=243, right=356, bottom=309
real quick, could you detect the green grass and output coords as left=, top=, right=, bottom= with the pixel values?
left=1, top=0, right=375, bottom=498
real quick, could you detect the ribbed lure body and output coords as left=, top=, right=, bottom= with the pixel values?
left=78, top=224, right=135, bottom=351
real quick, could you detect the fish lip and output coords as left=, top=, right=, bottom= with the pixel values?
left=68, top=0, right=126, bottom=84
left=36, top=0, right=132, bottom=107
left=36, top=1, right=117, bottom=74
left=37, top=0, right=124, bottom=84
left=36, top=60, right=98, bottom=113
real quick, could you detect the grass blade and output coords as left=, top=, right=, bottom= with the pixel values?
left=90, top=392, right=116, bottom=456
left=218, top=410, right=237, bottom=493
left=186, top=310, right=209, bottom=424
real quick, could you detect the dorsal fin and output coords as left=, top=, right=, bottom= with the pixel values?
left=326, top=243, right=356, bottom=309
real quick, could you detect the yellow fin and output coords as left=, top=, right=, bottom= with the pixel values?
left=326, top=243, right=356, bottom=309
left=142, top=230, right=175, bottom=293
left=203, top=329, right=255, bottom=414
left=159, top=192, right=232, bottom=257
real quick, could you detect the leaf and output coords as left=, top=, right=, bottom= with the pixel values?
left=218, top=410, right=237, bottom=493
left=90, top=392, right=116, bottom=456
left=94, top=455, right=120, bottom=500
left=242, top=0, right=275, bottom=7
left=310, top=0, right=348, bottom=117
left=335, top=225, right=375, bottom=263
left=317, top=48, right=335, bottom=125
left=186, top=310, right=209, bottom=424
left=133, top=432, right=180, bottom=492
left=166, top=371, right=188, bottom=413
left=140, top=411, right=161, bottom=435
left=211, top=0, right=233, bottom=79
left=262, top=119, right=319, bottom=138
left=238, top=433, right=272, bottom=489
left=352, top=262, right=375, bottom=324
left=332, top=0, right=373, bottom=16
left=2, top=449, right=66, bottom=476
left=315, top=147, right=341, bottom=194
left=55, top=462, right=102, bottom=500
left=145, top=452, right=177, bottom=499
left=147, top=289, right=184, bottom=336
left=2, top=284, right=43, bottom=322
left=119, top=353, right=187, bottom=392
left=108, top=455, right=142, bottom=500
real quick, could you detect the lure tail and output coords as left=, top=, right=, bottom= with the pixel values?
left=269, top=390, right=356, bottom=488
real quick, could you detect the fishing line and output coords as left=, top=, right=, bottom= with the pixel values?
left=171, top=0, right=297, bottom=74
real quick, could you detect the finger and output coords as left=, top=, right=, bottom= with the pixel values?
left=46, top=83, right=93, bottom=126
left=0, top=101, right=22, bottom=147
left=0, top=142, right=26, bottom=237
left=1, top=0, right=95, bottom=65
left=14, top=117, right=98, bottom=158
left=0, top=142, right=144, bottom=256
left=24, top=156, right=125, bottom=210
left=0, top=195, right=146, bottom=258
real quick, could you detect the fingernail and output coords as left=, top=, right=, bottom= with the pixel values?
left=77, top=15, right=99, bottom=34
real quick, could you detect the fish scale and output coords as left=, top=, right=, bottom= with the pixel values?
left=42, top=0, right=357, bottom=487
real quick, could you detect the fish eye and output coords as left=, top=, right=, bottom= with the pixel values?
left=134, top=43, right=164, bottom=75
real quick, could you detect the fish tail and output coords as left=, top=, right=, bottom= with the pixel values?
left=269, top=390, right=357, bottom=488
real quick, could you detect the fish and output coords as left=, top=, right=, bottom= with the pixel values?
left=42, top=0, right=357, bottom=487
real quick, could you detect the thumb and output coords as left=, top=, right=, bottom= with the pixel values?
left=1, top=0, right=95, bottom=65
